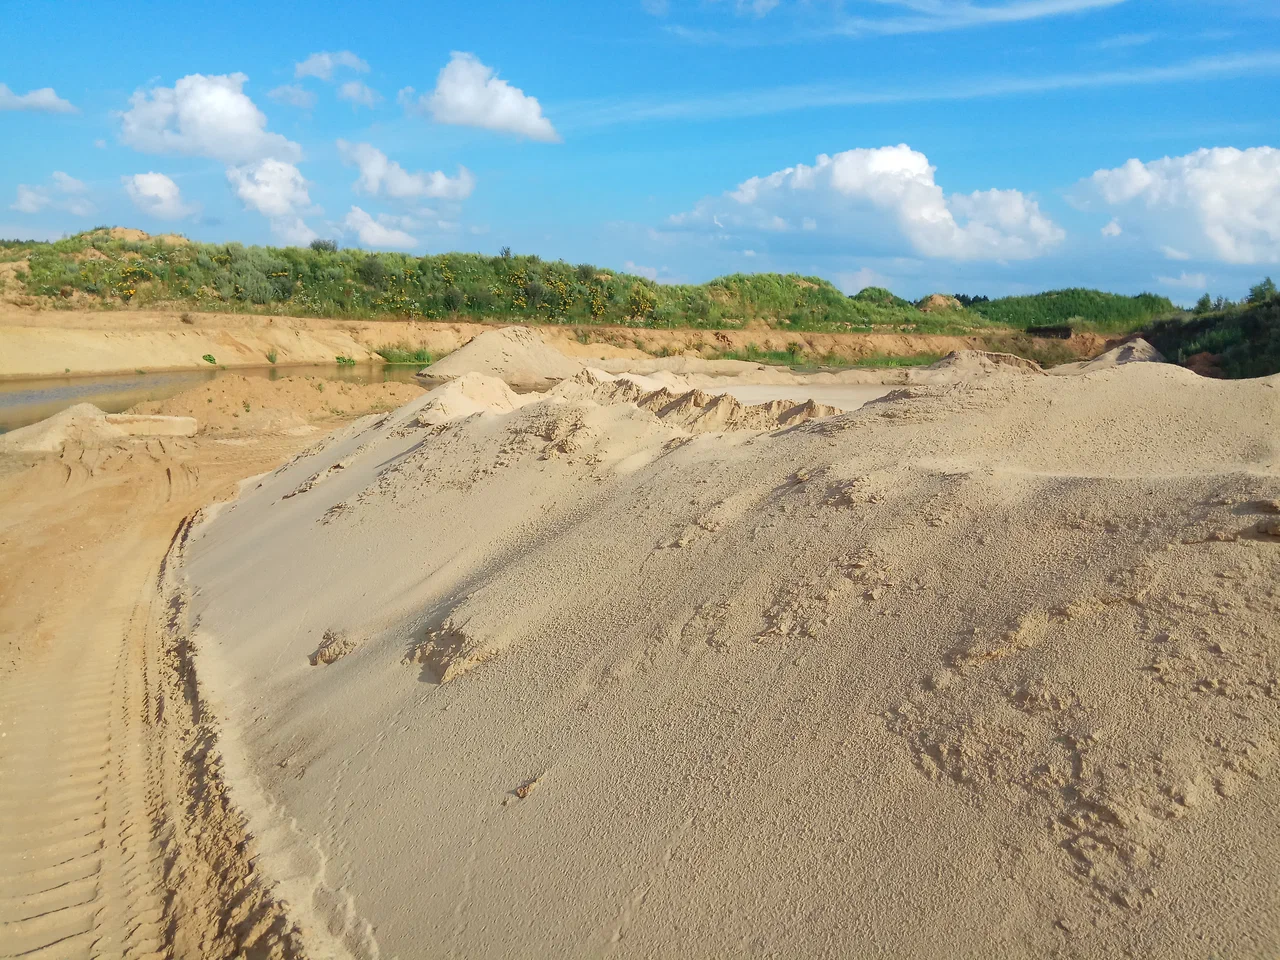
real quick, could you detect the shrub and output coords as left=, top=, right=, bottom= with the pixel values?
left=202, top=354, right=217, bottom=364
left=310, top=238, right=339, bottom=253
left=442, top=286, right=465, bottom=312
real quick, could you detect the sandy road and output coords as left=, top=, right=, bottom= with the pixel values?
left=0, top=435, right=314, bottom=959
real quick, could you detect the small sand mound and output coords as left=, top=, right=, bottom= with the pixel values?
left=310, top=629, right=358, bottom=666
left=413, top=373, right=533, bottom=426
left=132, top=376, right=423, bottom=433
left=917, top=293, right=963, bottom=313
left=912, top=350, right=1044, bottom=384
left=420, top=326, right=584, bottom=389
left=0, top=403, right=196, bottom=453
left=1052, top=337, right=1167, bottom=376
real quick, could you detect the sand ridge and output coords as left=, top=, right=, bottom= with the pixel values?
left=180, top=355, right=1280, bottom=958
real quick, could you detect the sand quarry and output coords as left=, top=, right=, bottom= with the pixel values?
left=1, top=326, right=1278, bottom=959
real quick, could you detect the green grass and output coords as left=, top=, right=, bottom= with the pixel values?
left=266, top=348, right=278, bottom=364
left=0, top=229, right=993, bottom=335
left=0, top=228, right=1191, bottom=339
left=375, top=344, right=432, bottom=364
left=973, top=288, right=1176, bottom=333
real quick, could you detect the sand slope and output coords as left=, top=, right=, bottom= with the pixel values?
left=184, top=363, right=1280, bottom=958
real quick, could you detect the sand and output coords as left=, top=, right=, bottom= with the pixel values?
left=0, top=402, right=197, bottom=452
left=177, top=349, right=1280, bottom=958
left=131, top=374, right=423, bottom=434
left=419, top=324, right=587, bottom=388
left=0, top=374, right=426, bottom=958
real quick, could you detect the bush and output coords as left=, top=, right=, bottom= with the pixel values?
left=310, top=238, right=339, bottom=253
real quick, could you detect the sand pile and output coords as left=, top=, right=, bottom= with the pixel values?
left=183, top=362, right=1280, bottom=958
left=421, top=326, right=585, bottom=388
left=1052, top=337, right=1167, bottom=375
left=131, top=375, right=422, bottom=433
left=0, top=402, right=196, bottom=453
left=910, top=349, right=1045, bottom=384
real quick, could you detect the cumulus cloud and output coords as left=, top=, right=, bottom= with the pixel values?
left=668, top=144, right=1063, bottom=261
left=1073, top=147, right=1280, bottom=264
left=1101, top=218, right=1122, bottom=237
left=123, top=172, right=197, bottom=219
left=268, top=84, right=316, bottom=109
left=227, top=159, right=317, bottom=243
left=119, top=73, right=301, bottom=165
left=295, top=51, right=369, bottom=81
left=337, top=80, right=382, bottom=108
left=336, top=140, right=475, bottom=201
left=0, top=82, right=76, bottom=113
left=227, top=159, right=311, bottom=218
left=400, top=52, right=559, bottom=142
left=10, top=172, right=93, bottom=216
left=343, top=206, right=418, bottom=249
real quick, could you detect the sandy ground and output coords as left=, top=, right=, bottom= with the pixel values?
left=0, top=305, right=1106, bottom=380
left=6, top=327, right=1275, bottom=959
left=0, top=378, right=424, bottom=959
left=169, top=332, right=1279, bottom=958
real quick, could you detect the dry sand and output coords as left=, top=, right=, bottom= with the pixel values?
left=177, top=347, right=1280, bottom=958
left=0, top=375, right=425, bottom=959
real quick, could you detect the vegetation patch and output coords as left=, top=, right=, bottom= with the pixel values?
left=1144, top=281, right=1279, bottom=378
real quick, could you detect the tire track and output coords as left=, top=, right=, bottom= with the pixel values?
left=0, top=436, right=319, bottom=959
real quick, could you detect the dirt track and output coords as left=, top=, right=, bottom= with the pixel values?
left=0, top=435, right=313, bottom=958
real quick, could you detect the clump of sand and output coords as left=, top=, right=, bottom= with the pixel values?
left=184, top=358, right=1280, bottom=958
left=0, top=402, right=196, bottom=453
left=420, top=326, right=585, bottom=388
left=131, top=375, right=423, bottom=433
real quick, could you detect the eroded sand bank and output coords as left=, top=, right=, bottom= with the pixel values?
left=181, top=337, right=1280, bottom=958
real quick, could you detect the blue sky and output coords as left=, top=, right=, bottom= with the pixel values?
left=3, top=0, right=1279, bottom=301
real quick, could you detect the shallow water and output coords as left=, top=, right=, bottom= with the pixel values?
left=0, top=364, right=424, bottom=433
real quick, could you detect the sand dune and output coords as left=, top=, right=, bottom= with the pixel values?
left=181, top=354, right=1280, bottom=958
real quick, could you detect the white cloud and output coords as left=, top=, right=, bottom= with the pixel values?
left=51, top=172, right=86, bottom=194
left=10, top=172, right=94, bottom=216
left=343, top=206, right=418, bottom=249
left=123, top=172, right=197, bottom=219
left=742, top=249, right=757, bottom=257
left=295, top=51, right=369, bottom=81
left=337, top=80, right=382, bottom=108
left=227, top=159, right=312, bottom=218
left=401, top=52, right=559, bottom=142
left=669, top=144, right=1063, bottom=261
left=0, top=82, right=75, bottom=113
left=1101, top=218, right=1122, bottom=237
left=227, top=159, right=317, bottom=243
left=94, top=138, right=107, bottom=149
left=269, top=84, right=316, bottom=109
left=119, top=73, right=301, bottom=164
left=1157, top=271, right=1208, bottom=289
left=336, top=140, right=476, bottom=201
left=10, top=185, right=47, bottom=213
left=642, top=0, right=670, bottom=13
left=1073, top=147, right=1280, bottom=264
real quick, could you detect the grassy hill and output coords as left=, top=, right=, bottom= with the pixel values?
left=972, top=288, right=1176, bottom=333
left=0, top=229, right=1179, bottom=339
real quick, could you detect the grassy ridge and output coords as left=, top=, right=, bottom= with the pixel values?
left=971, top=288, right=1176, bottom=333
left=1, top=229, right=1178, bottom=338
